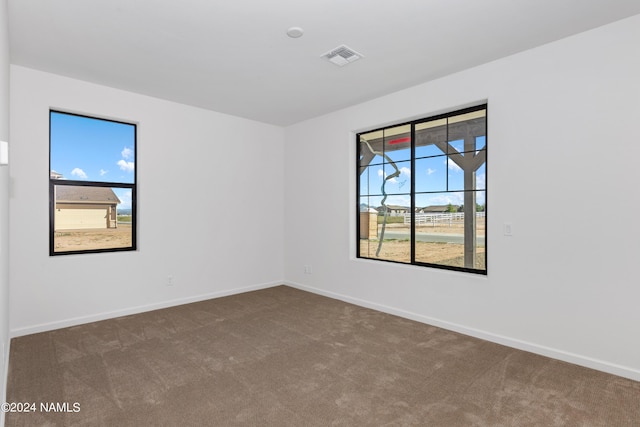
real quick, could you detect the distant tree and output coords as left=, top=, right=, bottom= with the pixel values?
left=476, top=203, right=485, bottom=212
left=446, top=203, right=457, bottom=213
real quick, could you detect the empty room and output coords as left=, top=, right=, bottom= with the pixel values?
left=1, top=0, right=639, bottom=425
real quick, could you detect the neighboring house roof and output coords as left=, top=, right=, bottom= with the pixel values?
left=56, top=186, right=121, bottom=205
left=377, top=205, right=409, bottom=212
left=50, top=170, right=63, bottom=179
left=420, top=205, right=450, bottom=213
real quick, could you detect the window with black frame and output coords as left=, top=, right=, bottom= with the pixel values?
left=357, top=105, right=486, bottom=274
left=49, top=111, right=137, bottom=255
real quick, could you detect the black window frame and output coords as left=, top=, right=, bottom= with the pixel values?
left=356, top=104, right=487, bottom=275
left=49, top=110, right=137, bottom=256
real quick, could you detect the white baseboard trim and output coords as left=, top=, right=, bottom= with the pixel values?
left=284, top=281, right=640, bottom=382
left=10, top=281, right=283, bottom=338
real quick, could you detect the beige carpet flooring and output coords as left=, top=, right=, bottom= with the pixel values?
left=5, top=285, right=640, bottom=426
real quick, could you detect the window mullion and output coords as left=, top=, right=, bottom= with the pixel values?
left=410, top=123, right=416, bottom=265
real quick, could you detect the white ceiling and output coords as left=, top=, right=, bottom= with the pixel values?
left=7, top=0, right=640, bottom=126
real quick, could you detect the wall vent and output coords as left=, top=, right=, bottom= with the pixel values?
left=321, top=45, right=364, bottom=67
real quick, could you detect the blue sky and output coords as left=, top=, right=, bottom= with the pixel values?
left=50, top=112, right=135, bottom=209
left=359, top=137, right=486, bottom=209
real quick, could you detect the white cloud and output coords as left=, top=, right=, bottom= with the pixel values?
left=71, top=168, right=88, bottom=179
left=377, top=168, right=397, bottom=183
left=426, top=168, right=436, bottom=175
left=121, top=147, right=133, bottom=159
left=117, top=147, right=135, bottom=173
left=100, top=169, right=108, bottom=176
left=447, top=158, right=462, bottom=172
left=428, top=193, right=464, bottom=206
left=115, top=189, right=132, bottom=209
left=377, top=166, right=409, bottom=184
left=386, top=194, right=410, bottom=206
left=117, top=160, right=135, bottom=172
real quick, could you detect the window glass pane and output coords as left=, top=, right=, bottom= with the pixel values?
left=359, top=137, right=384, bottom=166
left=415, top=157, right=446, bottom=192
left=361, top=164, right=384, bottom=196
left=359, top=237, right=378, bottom=259
left=475, top=190, right=487, bottom=213
left=360, top=195, right=383, bottom=212
left=52, top=184, right=133, bottom=253
left=382, top=161, right=411, bottom=195
left=473, top=192, right=487, bottom=271
left=446, top=157, right=486, bottom=192
left=362, top=239, right=411, bottom=264
left=414, top=191, right=485, bottom=270
left=415, top=192, right=463, bottom=215
left=447, top=109, right=486, bottom=152
left=383, top=124, right=411, bottom=162
left=50, top=112, right=135, bottom=184
left=414, top=202, right=463, bottom=266
left=359, top=216, right=411, bottom=264
left=377, top=199, right=410, bottom=217
left=359, top=196, right=377, bottom=255
left=360, top=160, right=413, bottom=197
left=449, top=139, right=464, bottom=154
left=415, top=118, right=446, bottom=158
left=447, top=156, right=465, bottom=191
left=476, top=163, right=486, bottom=190
left=359, top=166, right=370, bottom=196
left=476, top=191, right=487, bottom=272
left=415, top=144, right=444, bottom=158
left=448, top=138, right=484, bottom=155
left=476, top=135, right=486, bottom=151
left=359, top=195, right=410, bottom=264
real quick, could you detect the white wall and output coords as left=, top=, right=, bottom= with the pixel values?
left=284, top=15, right=640, bottom=380
left=0, top=0, right=10, bottom=416
left=9, top=66, right=285, bottom=334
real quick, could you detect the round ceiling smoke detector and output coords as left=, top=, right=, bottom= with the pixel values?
left=286, top=27, right=304, bottom=38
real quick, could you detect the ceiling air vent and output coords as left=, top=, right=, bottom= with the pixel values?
left=321, top=45, right=364, bottom=67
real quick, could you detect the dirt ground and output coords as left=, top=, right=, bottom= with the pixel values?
left=53, top=224, right=132, bottom=252
left=53, top=222, right=483, bottom=269
left=360, top=240, right=485, bottom=269
left=386, top=222, right=485, bottom=234
left=361, top=223, right=486, bottom=269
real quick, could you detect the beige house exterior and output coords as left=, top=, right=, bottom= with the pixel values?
left=54, top=186, right=120, bottom=230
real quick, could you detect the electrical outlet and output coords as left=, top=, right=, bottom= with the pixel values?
left=504, top=223, right=513, bottom=236
left=167, top=275, right=174, bottom=286
left=304, top=265, right=313, bottom=274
